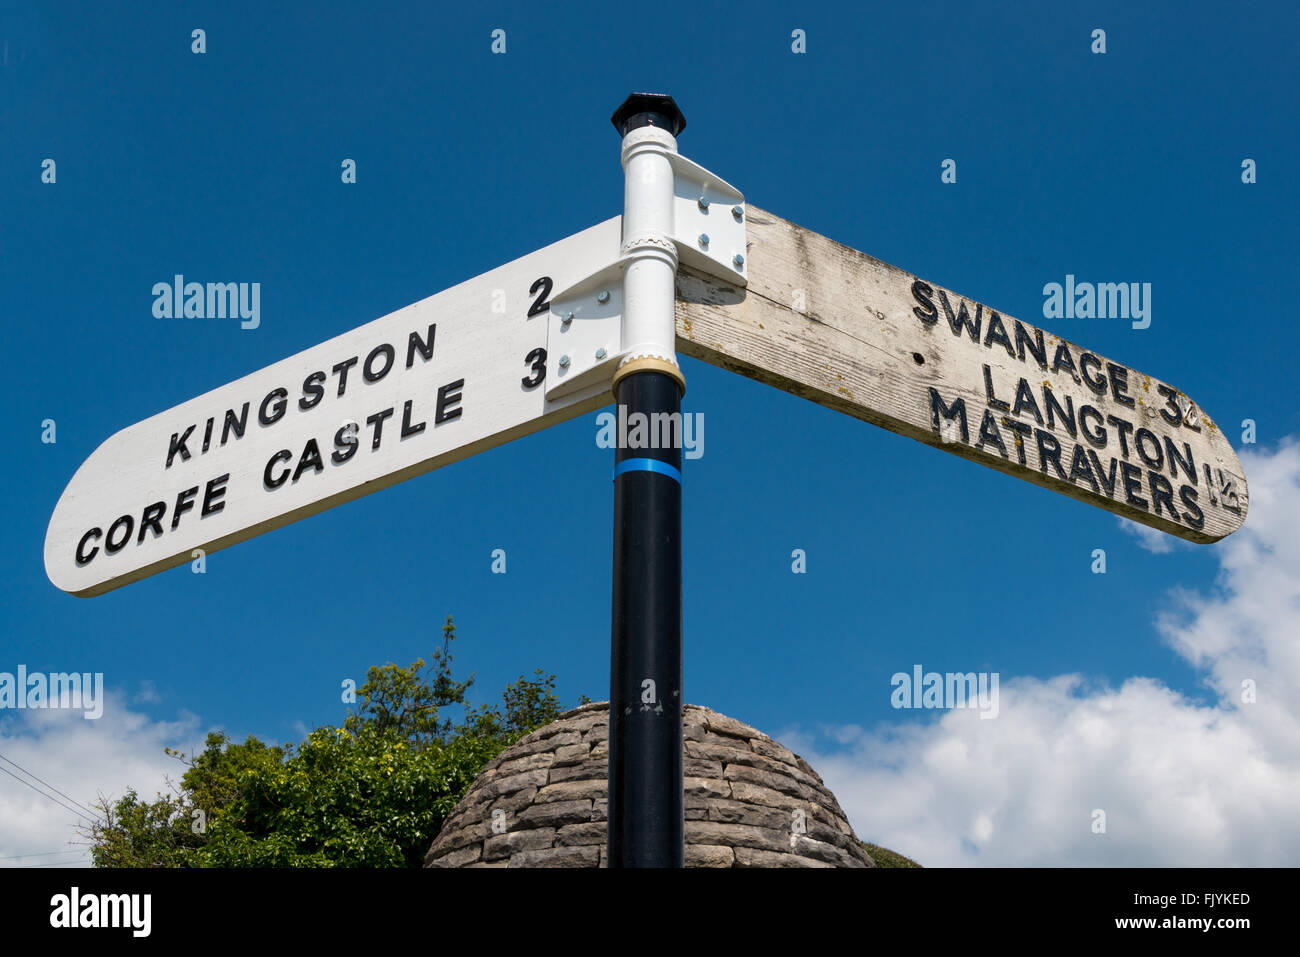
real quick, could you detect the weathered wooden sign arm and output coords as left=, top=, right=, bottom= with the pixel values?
left=676, top=208, right=1248, bottom=543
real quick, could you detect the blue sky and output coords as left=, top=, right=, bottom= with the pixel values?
left=3, top=1, right=1298, bottom=866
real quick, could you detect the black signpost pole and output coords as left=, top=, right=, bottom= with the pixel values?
left=607, top=95, right=687, bottom=868
left=609, top=370, right=684, bottom=868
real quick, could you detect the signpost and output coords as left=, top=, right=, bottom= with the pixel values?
left=45, top=92, right=1249, bottom=868
left=676, top=210, right=1248, bottom=543
left=45, top=218, right=622, bottom=597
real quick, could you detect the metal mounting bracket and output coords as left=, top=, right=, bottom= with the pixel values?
left=545, top=150, right=745, bottom=401
left=666, top=152, right=748, bottom=286
left=545, top=261, right=627, bottom=400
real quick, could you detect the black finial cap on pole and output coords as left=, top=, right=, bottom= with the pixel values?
left=611, top=92, right=686, bottom=137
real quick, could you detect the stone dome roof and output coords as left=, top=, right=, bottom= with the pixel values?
left=425, top=701, right=876, bottom=868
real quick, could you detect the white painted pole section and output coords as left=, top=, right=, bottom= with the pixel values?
left=619, top=126, right=680, bottom=373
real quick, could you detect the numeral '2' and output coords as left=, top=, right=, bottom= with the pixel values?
left=527, top=277, right=553, bottom=318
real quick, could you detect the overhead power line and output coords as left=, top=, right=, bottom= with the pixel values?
left=0, top=751, right=100, bottom=820
left=18, top=856, right=92, bottom=868
left=0, top=765, right=97, bottom=826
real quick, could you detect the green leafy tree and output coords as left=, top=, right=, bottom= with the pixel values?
left=86, top=617, right=573, bottom=867
left=342, top=616, right=471, bottom=745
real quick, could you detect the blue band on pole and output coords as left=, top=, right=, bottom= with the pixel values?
left=613, top=458, right=682, bottom=484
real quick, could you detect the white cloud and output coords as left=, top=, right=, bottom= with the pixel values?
left=0, top=694, right=202, bottom=867
left=1117, top=516, right=1182, bottom=553
left=783, top=439, right=1300, bottom=866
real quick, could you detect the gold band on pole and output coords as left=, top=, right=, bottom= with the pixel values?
left=611, top=357, right=686, bottom=396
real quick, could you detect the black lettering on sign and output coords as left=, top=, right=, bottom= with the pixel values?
left=401, top=400, right=426, bottom=439
left=332, top=425, right=358, bottom=464
left=975, top=409, right=1008, bottom=458
left=1080, top=353, right=1107, bottom=394
left=1050, top=343, right=1081, bottom=377
left=983, top=312, right=1014, bottom=358
left=1079, top=405, right=1106, bottom=447
left=1135, top=428, right=1163, bottom=470
left=1015, top=321, right=1047, bottom=369
left=293, top=439, right=325, bottom=482
left=1012, top=378, right=1043, bottom=425
left=137, top=501, right=166, bottom=542
left=1106, top=415, right=1134, bottom=458
left=1157, top=386, right=1201, bottom=433
left=105, top=515, right=133, bottom=554
left=1068, top=445, right=1098, bottom=491
left=406, top=324, right=436, bottom=368
left=928, top=388, right=968, bottom=443
left=528, top=277, right=553, bottom=318
left=1148, top=471, right=1178, bottom=519
left=522, top=348, right=546, bottom=388
left=265, top=450, right=292, bottom=489
left=364, top=344, right=396, bottom=383
left=300, top=371, right=326, bottom=411
left=202, top=417, right=214, bottom=453
left=1043, top=387, right=1076, bottom=438
left=938, top=291, right=982, bottom=342
left=1212, top=468, right=1242, bottom=513
left=1180, top=486, right=1204, bottom=529
left=1002, top=417, right=1033, bottom=466
left=222, top=403, right=250, bottom=446
left=436, top=380, right=465, bottom=425
left=76, top=528, right=102, bottom=566
left=367, top=408, right=395, bottom=450
left=1119, top=461, right=1148, bottom=509
left=982, top=365, right=1010, bottom=411
left=911, top=281, right=937, bottom=324
left=1157, top=384, right=1183, bottom=426
left=332, top=357, right=358, bottom=397
left=167, top=426, right=194, bottom=468
left=1035, top=430, right=1066, bottom=480
left=202, top=474, right=229, bottom=517
left=1164, top=437, right=1196, bottom=484
left=1108, top=363, right=1135, bottom=408
left=259, top=388, right=288, bottom=426
left=1088, top=450, right=1118, bottom=497
left=172, top=487, right=199, bottom=530
left=1051, top=342, right=1077, bottom=378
